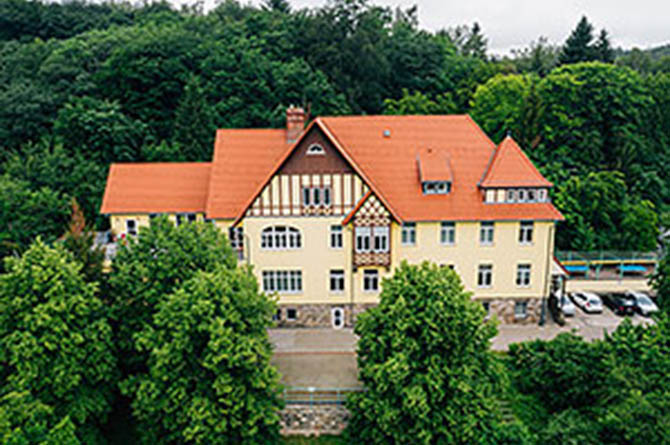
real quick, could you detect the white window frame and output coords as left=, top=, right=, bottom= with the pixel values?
left=306, top=144, right=325, bottom=155
left=373, top=226, right=389, bottom=253
left=401, top=223, right=416, bottom=246
left=506, top=189, right=516, bottom=202
left=518, top=189, right=527, bottom=203
left=519, top=221, right=534, bottom=244
left=440, top=221, right=455, bottom=245
left=229, top=226, right=244, bottom=250
left=538, top=189, right=548, bottom=202
left=480, top=222, right=494, bottom=245
left=262, top=270, right=303, bottom=294
left=363, top=269, right=379, bottom=292
left=331, top=307, right=344, bottom=329
left=330, top=225, right=343, bottom=249
left=355, top=227, right=371, bottom=253
left=515, top=301, right=528, bottom=319
left=126, top=219, right=137, bottom=236
left=516, top=264, right=531, bottom=287
left=261, top=226, right=302, bottom=250
left=330, top=270, right=345, bottom=293
left=302, top=187, right=311, bottom=207
left=477, top=264, right=493, bottom=288
left=527, top=189, right=537, bottom=202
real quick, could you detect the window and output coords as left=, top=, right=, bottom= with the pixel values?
left=126, top=219, right=137, bottom=236
left=477, top=264, right=493, bottom=288
left=330, top=225, right=343, bottom=249
left=401, top=223, right=416, bottom=245
left=519, top=221, right=534, bottom=244
left=262, top=270, right=303, bottom=294
left=373, top=226, right=389, bottom=252
left=506, top=189, right=516, bottom=202
left=363, top=269, right=379, bottom=292
left=229, top=226, right=244, bottom=251
left=149, top=213, right=159, bottom=222
left=307, top=144, right=325, bottom=155
left=286, top=308, right=298, bottom=321
left=482, top=301, right=490, bottom=316
left=516, top=264, right=531, bottom=287
left=176, top=213, right=196, bottom=226
left=480, top=222, right=494, bottom=245
left=440, top=222, right=455, bottom=245
left=323, top=187, right=331, bottom=206
left=331, top=307, right=344, bottom=329
left=313, top=187, right=321, bottom=206
left=527, top=189, right=537, bottom=202
left=302, top=187, right=311, bottom=206
left=355, top=227, right=371, bottom=252
left=272, top=309, right=281, bottom=321
left=330, top=270, right=345, bottom=292
left=422, top=181, right=451, bottom=195
left=261, top=226, right=301, bottom=250
left=518, top=189, right=527, bottom=203
left=515, top=301, right=528, bottom=319
left=538, top=189, right=548, bottom=202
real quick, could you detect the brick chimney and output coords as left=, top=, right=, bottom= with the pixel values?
left=286, top=106, right=306, bottom=144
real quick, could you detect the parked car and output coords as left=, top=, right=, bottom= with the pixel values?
left=602, top=292, right=636, bottom=316
left=570, top=292, right=603, bottom=313
left=559, top=293, right=576, bottom=317
left=626, top=290, right=659, bottom=316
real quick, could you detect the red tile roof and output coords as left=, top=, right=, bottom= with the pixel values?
left=417, top=147, right=453, bottom=183
left=100, top=163, right=211, bottom=214
left=319, top=115, right=562, bottom=222
left=480, top=136, right=553, bottom=188
left=206, top=129, right=288, bottom=219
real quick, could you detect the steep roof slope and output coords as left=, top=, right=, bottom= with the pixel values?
left=480, top=136, right=553, bottom=188
left=100, top=163, right=211, bottom=214
left=319, top=115, right=562, bottom=221
left=206, top=129, right=288, bottom=219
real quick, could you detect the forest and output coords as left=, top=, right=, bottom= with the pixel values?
left=0, top=0, right=669, bottom=258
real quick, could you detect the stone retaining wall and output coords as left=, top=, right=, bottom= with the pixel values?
left=280, top=405, right=349, bottom=436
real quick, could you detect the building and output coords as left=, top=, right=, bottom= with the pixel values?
left=100, top=107, right=564, bottom=327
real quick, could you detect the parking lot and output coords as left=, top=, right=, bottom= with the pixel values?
left=269, top=305, right=655, bottom=387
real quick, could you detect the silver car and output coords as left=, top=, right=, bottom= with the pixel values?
left=571, top=291, right=603, bottom=313
left=626, top=291, right=658, bottom=316
left=559, top=293, right=576, bottom=317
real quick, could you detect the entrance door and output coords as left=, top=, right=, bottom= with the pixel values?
left=331, top=307, right=344, bottom=329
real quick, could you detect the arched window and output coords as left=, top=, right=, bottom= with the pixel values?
left=307, top=144, right=325, bottom=155
left=261, top=226, right=302, bottom=250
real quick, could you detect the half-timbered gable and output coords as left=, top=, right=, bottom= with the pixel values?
left=346, top=192, right=392, bottom=270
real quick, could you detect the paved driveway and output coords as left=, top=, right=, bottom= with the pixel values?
left=269, top=309, right=654, bottom=387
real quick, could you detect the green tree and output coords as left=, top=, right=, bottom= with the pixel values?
left=510, top=37, right=559, bottom=77
left=0, top=175, right=70, bottom=261
left=559, top=16, right=596, bottom=65
left=0, top=240, right=116, bottom=444
left=59, top=199, right=105, bottom=284
left=125, top=266, right=282, bottom=444
left=108, top=217, right=236, bottom=373
left=383, top=89, right=456, bottom=115
left=172, top=75, right=216, bottom=161
left=594, top=29, right=614, bottom=63
left=651, top=246, right=670, bottom=312
left=53, top=96, right=148, bottom=164
left=347, top=262, right=503, bottom=444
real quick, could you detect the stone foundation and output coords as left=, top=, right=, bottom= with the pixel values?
left=275, top=299, right=544, bottom=328
left=280, top=405, right=350, bottom=436
left=480, top=297, right=543, bottom=325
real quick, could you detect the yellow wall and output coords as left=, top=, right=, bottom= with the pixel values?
left=109, top=213, right=206, bottom=237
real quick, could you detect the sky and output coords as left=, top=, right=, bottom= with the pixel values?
left=177, top=0, right=670, bottom=55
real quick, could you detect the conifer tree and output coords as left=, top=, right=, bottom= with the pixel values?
left=559, top=16, right=596, bottom=64
left=172, top=76, right=216, bottom=161
left=594, top=29, right=615, bottom=63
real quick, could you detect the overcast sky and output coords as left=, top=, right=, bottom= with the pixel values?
left=181, top=0, right=669, bottom=55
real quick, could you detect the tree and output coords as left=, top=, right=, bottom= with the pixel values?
left=651, top=246, right=670, bottom=312
left=108, top=217, right=237, bottom=373
left=559, top=16, right=596, bottom=65
left=172, top=75, right=216, bottom=161
left=383, top=89, right=456, bottom=115
left=0, top=175, right=70, bottom=261
left=60, top=199, right=105, bottom=284
left=0, top=240, right=116, bottom=444
left=510, top=37, right=559, bottom=77
left=124, top=266, right=282, bottom=444
left=262, top=0, right=291, bottom=13
left=594, top=29, right=614, bottom=63
left=347, top=262, right=504, bottom=444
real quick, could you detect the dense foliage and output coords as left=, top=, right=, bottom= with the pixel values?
left=0, top=1, right=667, bottom=254
left=0, top=240, right=116, bottom=443
left=347, top=262, right=506, bottom=444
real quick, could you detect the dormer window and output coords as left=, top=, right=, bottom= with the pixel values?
left=307, top=144, right=325, bottom=155
left=422, top=181, right=451, bottom=195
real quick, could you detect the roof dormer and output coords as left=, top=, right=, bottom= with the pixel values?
left=417, top=148, right=452, bottom=195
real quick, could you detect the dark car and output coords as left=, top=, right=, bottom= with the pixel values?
left=602, top=292, right=636, bottom=316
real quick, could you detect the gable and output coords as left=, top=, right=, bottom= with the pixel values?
left=278, top=125, right=353, bottom=175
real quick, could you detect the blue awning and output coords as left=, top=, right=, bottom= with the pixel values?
left=565, top=265, right=588, bottom=273
left=619, top=265, right=647, bottom=273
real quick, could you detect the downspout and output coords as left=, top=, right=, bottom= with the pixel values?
left=539, top=223, right=554, bottom=326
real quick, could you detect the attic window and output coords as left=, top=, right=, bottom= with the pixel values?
left=422, top=181, right=451, bottom=195
left=307, top=144, right=325, bottom=155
